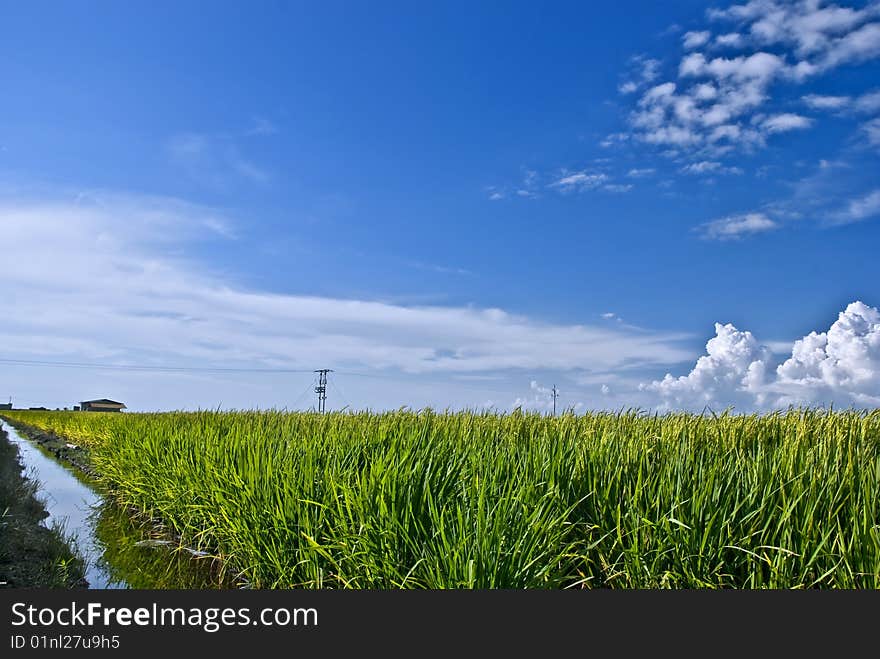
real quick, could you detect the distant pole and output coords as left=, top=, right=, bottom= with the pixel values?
left=314, top=369, right=333, bottom=413
left=551, top=385, right=558, bottom=416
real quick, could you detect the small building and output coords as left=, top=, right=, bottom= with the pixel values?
left=80, top=399, right=126, bottom=413
left=0, top=403, right=11, bottom=410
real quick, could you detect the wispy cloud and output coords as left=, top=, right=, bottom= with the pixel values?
left=0, top=194, right=694, bottom=389
left=549, top=172, right=608, bottom=192
left=490, top=156, right=650, bottom=200
left=202, top=217, right=238, bottom=240
left=245, top=117, right=278, bottom=136
left=487, top=170, right=543, bottom=200
left=697, top=211, right=778, bottom=240
left=516, top=170, right=541, bottom=198
left=547, top=170, right=634, bottom=194
left=802, top=93, right=852, bottom=110
left=745, top=154, right=880, bottom=233
left=831, top=188, right=880, bottom=224
left=679, top=160, right=743, bottom=175
left=409, top=261, right=473, bottom=276
left=485, top=185, right=505, bottom=200
left=618, top=55, right=662, bottom=95
left=802, top=88, right=880, bottom=114
left=511, top=380, right=583, bottom=413
left=599, top=132, right=630, bottom=148
left=862, top=116, right=880, bottom=145
left=167, top=130, right=270, bottom=188
left=761, top=112, right=812, bottom=133
left=855, top=89, right=880, bottom=113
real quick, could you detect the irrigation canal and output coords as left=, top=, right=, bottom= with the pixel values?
left=2, top=420, right=226, bottom=589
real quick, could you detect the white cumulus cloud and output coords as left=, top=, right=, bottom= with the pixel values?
left=715, top=32, right=745, bottom=48
left=512, top=380, right=559, bottom=412
left=617, top=1, right=880, bottom=156
left=775, top=302, right=880, bottom=406
left=641, top=322, right=771, bottom=410
left=683, top=30, right=712, bottom=49
left=709, top=0, right=880, bottom=64
left=644, top=301, right=880, bottom=410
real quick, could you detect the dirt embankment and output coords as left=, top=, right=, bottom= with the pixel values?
left=0, top=425, right=88, bottom=588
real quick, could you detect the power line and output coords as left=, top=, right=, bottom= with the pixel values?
left=290, top=378, right=319, bottom=411
left=0, top=358, right=315, bottom=374
left=328, top=377, right=352, bottom=411
left=0, top=358, right=541, bottom=397
left=333, top=370, right=402, bottom=380
left=0, top=357, right=588, bottom=410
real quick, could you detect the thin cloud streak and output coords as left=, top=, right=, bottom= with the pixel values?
left=0, top=194, right=695, bottom=382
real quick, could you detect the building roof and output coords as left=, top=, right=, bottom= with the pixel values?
left=81, top=399, right=126, bottom=407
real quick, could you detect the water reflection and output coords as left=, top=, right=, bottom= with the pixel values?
left=3, top=421, right=234, bottom=589
left=91, top=504, right=233, bottom=589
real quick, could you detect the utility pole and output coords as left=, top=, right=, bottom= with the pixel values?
left=551, top=385, right=559, bottom=416
left=314, top=369, right=333, bottom=413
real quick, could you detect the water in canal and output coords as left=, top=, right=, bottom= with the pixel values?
left=2, top=421, right=229, bottom=589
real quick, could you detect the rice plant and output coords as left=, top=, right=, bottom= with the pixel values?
left=3, top=407, right=878, bottom=588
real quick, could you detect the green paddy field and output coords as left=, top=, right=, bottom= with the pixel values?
left=3, top=408, right=878, bottom=589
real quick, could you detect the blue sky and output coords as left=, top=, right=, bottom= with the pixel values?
left=1, top=1, right=879, bottom=412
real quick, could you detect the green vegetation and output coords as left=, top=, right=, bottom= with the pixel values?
left=2, top=408, right=879, bottom=589
left=92, top=503, right=231, bottom=589
left=0, top=426, right=87, bottom=588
